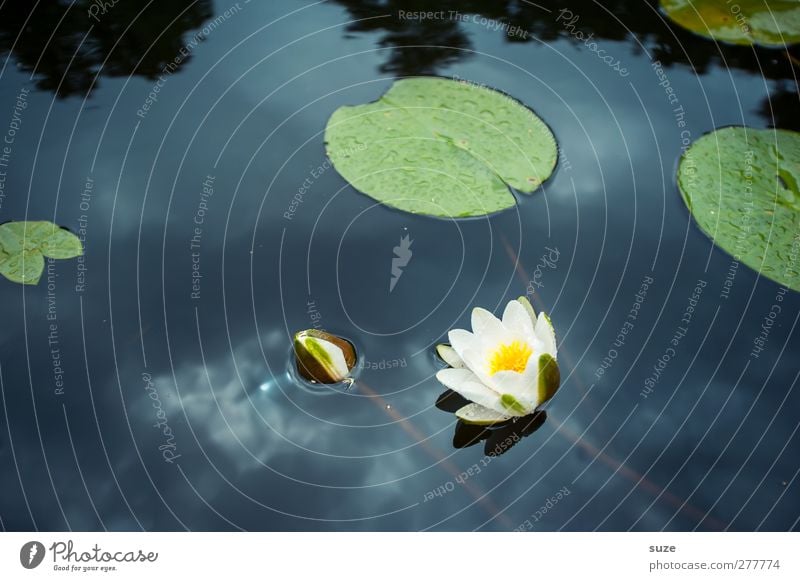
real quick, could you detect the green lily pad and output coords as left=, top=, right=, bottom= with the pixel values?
left=661, top=0, right=800, bottom=47
left=324, top=77, right=557, bottom=218
left=678, top=127, right=800, bottom=292
left=0, top=221, right=83, bottom=285
left=0, top=250, right=45, bottom=285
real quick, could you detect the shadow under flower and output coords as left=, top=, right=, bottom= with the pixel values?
left=436, top=389, right=547, bottom=456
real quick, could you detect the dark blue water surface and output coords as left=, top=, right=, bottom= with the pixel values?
left=0, top=0, right=798, bottom=531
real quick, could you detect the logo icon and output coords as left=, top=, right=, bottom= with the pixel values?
left=20, top=541, right=45, bottom=569
left=389, top=234, right=413, bottom=292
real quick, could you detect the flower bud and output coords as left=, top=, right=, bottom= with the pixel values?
left=293, top=329, right=356, bottom=384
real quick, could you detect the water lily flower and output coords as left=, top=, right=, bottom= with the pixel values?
left=294, top=329, right=357, bottom=384
left=435, top=297, right=560, bottom=425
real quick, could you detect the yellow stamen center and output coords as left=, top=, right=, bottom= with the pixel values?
left=488, top=341, right=533, bottom=375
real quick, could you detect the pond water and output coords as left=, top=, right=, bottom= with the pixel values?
left=0, top=0, right=798, bottom=531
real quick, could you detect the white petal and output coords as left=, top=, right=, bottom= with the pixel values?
left=312, top=337, right=350, bottom=380
left=488, top=369, right=537, bottom=414
left=517, top=296, right=537, bottom=323
left=535, top=312, right=557, bottom=357
left=471, top=307, right=506, bottom=340
left=436, top=344, right=464, bottom=368
left=435, top=368, right=505, bottom=414
left=471, top=308, right=519, bottom=369
left=502, top=299, right=535, bottom=337
left=456, top=344, right=494, bottom=387
left=448, top=328, right=476, bottom=361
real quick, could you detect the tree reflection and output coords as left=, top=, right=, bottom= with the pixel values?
left=759, top=83, right=800, bottom=131
left=332, top=0, right=798, bottom=125
left=3, top=0, right=796, bottom=122
left=0, top=0, right=213, bottom=97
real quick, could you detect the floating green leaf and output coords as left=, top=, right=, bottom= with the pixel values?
left=661, top=0, right=800, bottom=47
left=0, top=221, right=83, bottom=285
left=324, top=77, right=557, bottom=218
left=678, top=127, right=800, bottom=292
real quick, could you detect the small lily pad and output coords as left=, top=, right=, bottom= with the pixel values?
left=661, top=0, right=800, bottom=47
left=324, top=77, right=557, bottom=218
left=0, top=221, right=83, bottom=285
left=678, top=127, right=800, bottom=292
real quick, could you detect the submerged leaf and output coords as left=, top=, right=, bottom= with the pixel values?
left=324, top=77, right=557, bottom=218
left=661, top=0, right=800, bottom=47
left=678, top=127, right=800, bottom=292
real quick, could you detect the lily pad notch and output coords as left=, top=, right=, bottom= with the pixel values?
left=324, top=77, right=558, bottom=218
left=0, top=221, right=83, bottom=285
